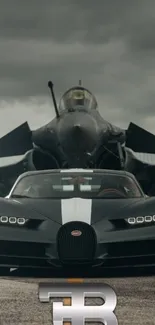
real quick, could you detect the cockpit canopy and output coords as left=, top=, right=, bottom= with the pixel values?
left=59, top=87, right=98, bottom=112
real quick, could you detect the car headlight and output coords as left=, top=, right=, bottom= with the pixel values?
left=126, top=216, right=155, bottom=225
left=0, top=216, right=28, bottom=225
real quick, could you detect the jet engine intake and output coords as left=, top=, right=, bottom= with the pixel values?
left=23, top=148, right=60, bottom=171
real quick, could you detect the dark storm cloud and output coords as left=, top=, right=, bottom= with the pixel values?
left=0, top=0, right=151, bottom=43
left=0, top=0, right=155, bottom=135
left=0, top=0, right=154, bottom=48
left=0, top=0, right=128, bottom=41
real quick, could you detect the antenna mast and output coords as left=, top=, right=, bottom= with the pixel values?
left=48, top=81, right=60, bottom=118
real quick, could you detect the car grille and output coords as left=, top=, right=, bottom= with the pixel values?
left=57, top=221, right=97, bottom=264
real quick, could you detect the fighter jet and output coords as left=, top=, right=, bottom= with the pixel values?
left=0, top=80, right=155, bottom=196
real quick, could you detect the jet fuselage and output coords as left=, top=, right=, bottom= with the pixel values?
left=32, top=107, right=125, bottom=168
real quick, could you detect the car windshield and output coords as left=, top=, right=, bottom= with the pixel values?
left=11, top=172, right=143, bottom=199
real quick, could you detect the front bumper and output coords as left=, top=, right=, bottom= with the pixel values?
left=0, top=220, right=155, bottom=270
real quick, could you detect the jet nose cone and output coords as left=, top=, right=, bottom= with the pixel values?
left=73, top=124, right=82, bottom=134
left=58, top=112, right=99, bottom=166
left=72, top=123, right=90, bottom=139
left=74, top=124, right=81, bottom=129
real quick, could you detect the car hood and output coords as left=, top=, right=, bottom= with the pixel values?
left=2, top=196, right=155, bottom=225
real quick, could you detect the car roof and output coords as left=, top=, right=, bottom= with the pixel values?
left=16, top=168, right=138, bottom=182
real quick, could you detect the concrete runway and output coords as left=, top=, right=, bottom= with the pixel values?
left=0, top=276, right=154, bottom=325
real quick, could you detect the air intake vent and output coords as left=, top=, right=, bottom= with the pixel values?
left=57, top=221, right=97, bottom=264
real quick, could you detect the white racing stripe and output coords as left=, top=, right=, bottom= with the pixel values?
left=60, top=169, right=94, bottom=173
left=61, top=198, right=92, bottom=224
left=60, top=169, right=93, bottom=224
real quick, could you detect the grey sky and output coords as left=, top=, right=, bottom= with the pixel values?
left=0, top=0, right=155, bottom=136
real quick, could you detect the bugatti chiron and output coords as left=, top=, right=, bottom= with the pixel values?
left=0, top=168, right=155, bottom=276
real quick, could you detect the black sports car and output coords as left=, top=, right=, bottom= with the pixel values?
left=1, top=168, right=155, bottom=276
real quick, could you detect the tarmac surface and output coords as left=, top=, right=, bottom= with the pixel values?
left=0, top=275, right=154, bottom=325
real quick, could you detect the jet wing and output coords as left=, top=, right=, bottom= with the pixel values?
left=0, top=122, right=32, bottom=157
left=125, top=147, right=155, bottom=166
left=0, top=155, right=25, bottom=167
left=0, top=151, right=36, bottom=197
left=126, top=122, right=155, bottom=153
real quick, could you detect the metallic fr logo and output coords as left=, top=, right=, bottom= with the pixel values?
left=39, top=282, right=118, bottom=325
